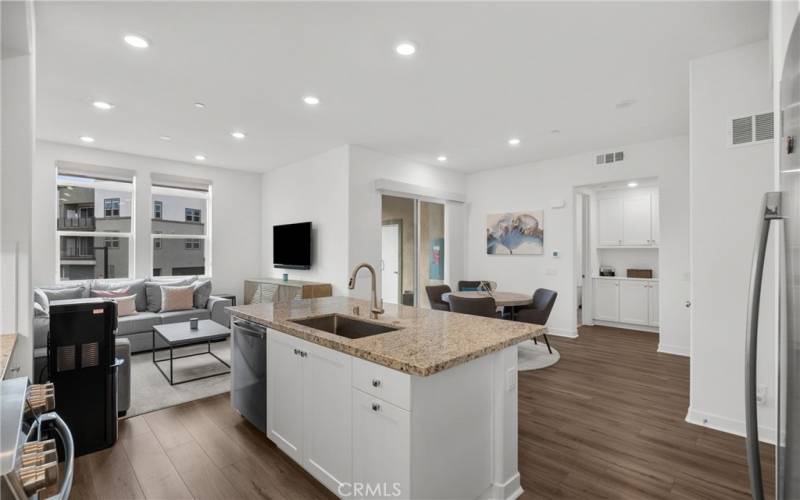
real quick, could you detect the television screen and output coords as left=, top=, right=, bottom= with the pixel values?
left=273, top=222, right=312, bottom=269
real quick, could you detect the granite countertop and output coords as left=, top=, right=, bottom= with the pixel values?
left=0, top=333, right=18, bottom=379
left=227, top=296, right=545, bottom=377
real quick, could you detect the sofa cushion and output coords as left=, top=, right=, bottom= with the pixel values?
left=161, top=285, right=194, bottom=312
left=42, top=285, right=88, bottom=301
left=145, top=277, right=195, bottom=312
left=193, top=279, right=212, bottom=309
left=117, top=311, right=161, bottom=336
left=159, top=308, right=211, bottom=325
left=92, top=279, right=147, bottom=311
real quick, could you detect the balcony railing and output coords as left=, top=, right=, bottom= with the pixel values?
left=58, top=217, right=95, bottom=230
left=60, top=251, right=95, bottom=260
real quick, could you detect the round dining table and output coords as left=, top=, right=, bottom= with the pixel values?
left=441, top=291, right=533, bottom=320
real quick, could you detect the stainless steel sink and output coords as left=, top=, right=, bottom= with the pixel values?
left=289, top=314, right=399, bottom=339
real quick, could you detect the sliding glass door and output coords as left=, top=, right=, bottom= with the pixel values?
left=381, top=195, right=445, bottom=308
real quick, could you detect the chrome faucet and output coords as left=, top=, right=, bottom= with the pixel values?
left=348, top=262, right=384, bottom=319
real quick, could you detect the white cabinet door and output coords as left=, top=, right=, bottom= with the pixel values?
left=650, top=191, right=660, bottom=246
left=593, top=279, right=620, bottom=321
left=267, top=329, right=305, bottom=463
left=303, top=341, right=353, bottom=492
left=619, top=281, right=650, bottom=325
left=622, top=194, right=652, bottom=246
left=352, top=389, right=411, bottom=499
left=648, top=283, right=659, bottom=326
left=597, top=197, right=624, bottom=246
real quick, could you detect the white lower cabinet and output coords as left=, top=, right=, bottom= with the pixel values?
left=267, top=329, right=352, bottom=493
left=593, top=279, right=620, bottom=321
left=593, top=278, right=659, bottom=328
left=352, top=388, right=411, bottom=499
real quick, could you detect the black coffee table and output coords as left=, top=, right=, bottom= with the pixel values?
left=152, top=320, right=231, bottom=385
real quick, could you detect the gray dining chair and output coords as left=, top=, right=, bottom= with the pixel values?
left=515, top=288, right=558, bottom=353
left=448, top=295, right=499, bottom=318
left=425, top=285, right=452, bottom=311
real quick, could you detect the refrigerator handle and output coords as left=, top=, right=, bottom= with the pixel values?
left=745, top=191, right=782, bottom=500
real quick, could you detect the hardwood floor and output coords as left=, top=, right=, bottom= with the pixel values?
left=72, top=325, right=774, bottom=499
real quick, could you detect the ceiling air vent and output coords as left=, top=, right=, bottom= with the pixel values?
left=729, top=112, right=774, bottom=146
left=595, top=150, right=625, bottom=166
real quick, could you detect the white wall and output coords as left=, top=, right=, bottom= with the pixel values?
left=687, top=40, right=776, bottom=441
left=1, top=0, right=36, bottom=379
left=348, top=146, right=467, bottom=300
left=33, top=140, right=263, bottom=305
left=260, top=146, right=351, bottom=295
left=465, top=135, right=690, bottom=350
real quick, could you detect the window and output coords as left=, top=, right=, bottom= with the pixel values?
left=153, top=201, right=163, bottom=219
left=151, top=183, right=210, bottom=277
left=104, top=198, right=120, bottom=217
left=184, top=239, right=201, bottom=250
left=57, top=173, right=133, bottom=280
left=185, top=208, right=201, bottom=223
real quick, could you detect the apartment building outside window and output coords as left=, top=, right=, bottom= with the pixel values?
left=57, top=173, right=134, bottom=280
left=151, top=183, right=211, bottom=277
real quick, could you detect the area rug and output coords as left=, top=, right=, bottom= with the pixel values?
left=127, top=339, right=231, bottom=417
left=518, top=340, right=560, bottom=371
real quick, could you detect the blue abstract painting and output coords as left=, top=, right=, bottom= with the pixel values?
left=486, top=211, right=544, bottom=255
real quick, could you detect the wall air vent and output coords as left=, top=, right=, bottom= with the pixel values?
left=729, top=112, right=774, bottom=146
left=595, top=151, right=625, bottom=166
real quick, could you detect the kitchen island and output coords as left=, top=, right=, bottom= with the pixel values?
left=228, top=296, right=544, bottom=500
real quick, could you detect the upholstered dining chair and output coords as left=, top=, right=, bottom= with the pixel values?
left=515, top=288, right=558, bottom=354
left=457, top=280, right=497, bottom=292
left=448, top=295, right=499, bottom=318
left=425, top=285, right=452, bottom=311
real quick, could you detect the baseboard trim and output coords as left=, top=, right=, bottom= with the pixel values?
left=593, top=320, right=659, bottom=333
left=546, top=327, right=578, bottom=339
left=685, top=407, right=776, bottom=444
left=479, top=472, right=522, bottom=500
left=657, top=343, right=690, bottom=357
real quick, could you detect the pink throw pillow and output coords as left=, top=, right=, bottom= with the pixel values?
left=160, top=285, right=195, bottom=312
left=115, top=295, right=137, bottom=317
left=91, top=287, right=131, bottom=298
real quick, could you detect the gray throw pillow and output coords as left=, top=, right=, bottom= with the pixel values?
left=42, top=286, right=87, bottom=301
left=145, top=277, right=195, bottom=312
left=193, top=279, right=212, bottom=309
left=91, top=278, right=147, bottom=311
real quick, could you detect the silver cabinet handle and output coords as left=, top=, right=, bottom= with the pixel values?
left=371, top=403, right=381, bottom=412
left=745, top=191, right=782, bottom=500
left=371, top=379, right=381, bottom=388
left=301, top=351, right=307, bottom=358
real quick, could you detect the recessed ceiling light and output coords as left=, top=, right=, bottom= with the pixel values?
left=628, top=181, right=639, bottom=188
left=616, top=99, right=637, bottom=109
left=395, top=42, right=417, bottom=56
left=193, top=102, right=206, bottom=109
left=303, top=96, right=320, bottom=106
left=230, top=131, right=246, bottom=140
left=92, top=100, right=114, bottom=110
left=79, top=136, right=95, bottom=143
left=437, top=155, right=447, bottom=162
left=508, top=137, right=521, bottom=146
left=159, top=135, right=172, bottom=141
left=194, top=154, right=206, bottom=161
left=550, top=129, right=561, bottom=135
left=123, top=34, right=150, bottom=49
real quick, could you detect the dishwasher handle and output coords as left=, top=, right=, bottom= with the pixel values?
left=233, top=320, right=267, bottom=340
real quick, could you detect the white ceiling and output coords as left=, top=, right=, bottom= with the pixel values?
left=35, top=1, right=769, bottom=173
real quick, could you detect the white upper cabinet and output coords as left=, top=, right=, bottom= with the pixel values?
left=596, top=189, right=658, bottom=247
left=622, top=194, right=652, bottom=246
left=597, top=197, right=624, bottom=246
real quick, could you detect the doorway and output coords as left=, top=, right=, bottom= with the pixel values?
left=381, top=221, right=402, bottom=304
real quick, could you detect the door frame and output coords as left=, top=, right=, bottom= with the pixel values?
left=382, top=219, right=403, bottom=304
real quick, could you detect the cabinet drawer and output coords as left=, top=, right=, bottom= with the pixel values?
left=353, top=357, right=411, bottom=411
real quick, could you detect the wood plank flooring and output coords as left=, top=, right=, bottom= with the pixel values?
left=72, top=325, right=774, bottom=499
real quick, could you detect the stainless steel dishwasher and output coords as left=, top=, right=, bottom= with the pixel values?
left=231, top=318, right=267, bottom=433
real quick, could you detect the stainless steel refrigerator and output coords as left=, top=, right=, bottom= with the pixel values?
left=746, top=15, right=800, bottom=500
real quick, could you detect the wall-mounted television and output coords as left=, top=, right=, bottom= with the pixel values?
left=273, top=222, right=312, bottom=269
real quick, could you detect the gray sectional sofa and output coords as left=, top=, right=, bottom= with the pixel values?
left=33, top=276, right=231, bottom=355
